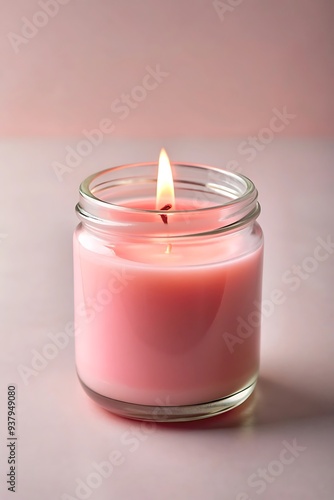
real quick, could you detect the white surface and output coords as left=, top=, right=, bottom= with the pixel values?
left=0, top=138, right=333, bottom=500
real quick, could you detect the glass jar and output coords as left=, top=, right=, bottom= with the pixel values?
left=73, top=162, right=263, bottom=421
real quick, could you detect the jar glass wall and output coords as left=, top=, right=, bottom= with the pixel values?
left=73, top=163, right=264, bottom=421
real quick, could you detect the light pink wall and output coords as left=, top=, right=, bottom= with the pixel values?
left=1, top=0, right=333, bottom=137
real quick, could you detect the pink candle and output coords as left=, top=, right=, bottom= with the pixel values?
left=73, top=152, right=263, bottom=421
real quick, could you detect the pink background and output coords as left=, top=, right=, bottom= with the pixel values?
left=1, top=0, right=334, bottom=138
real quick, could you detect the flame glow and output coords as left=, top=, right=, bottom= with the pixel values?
left=156, top=148, right=175, bottom=210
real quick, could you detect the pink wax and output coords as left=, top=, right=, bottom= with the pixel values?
left=73, top=204, right=263, bottom=407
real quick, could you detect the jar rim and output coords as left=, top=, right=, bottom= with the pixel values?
left=79, top=162, right=255, bottom=211
left=76, top=162, right=260, bottom=237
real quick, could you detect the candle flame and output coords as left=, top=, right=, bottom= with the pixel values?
left=156, top=148, right=175, bottom=210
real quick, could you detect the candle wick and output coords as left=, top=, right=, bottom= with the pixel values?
left=159, top=204, right=172, bottom=224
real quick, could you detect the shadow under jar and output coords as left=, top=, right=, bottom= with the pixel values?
left=73, top=162, right=264, bottom=421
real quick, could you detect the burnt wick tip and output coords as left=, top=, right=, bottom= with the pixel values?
left=160, top=204, right=172, bottom=224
